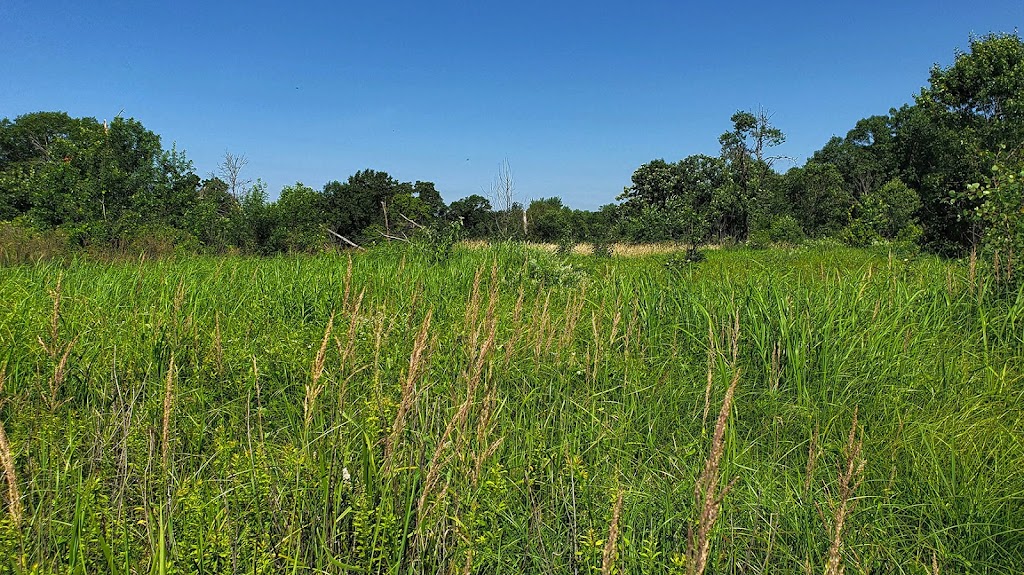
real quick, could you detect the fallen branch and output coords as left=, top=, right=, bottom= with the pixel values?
left=378, top=230, right=412, bottom=243
left=398, top=212, right=427, bottom=230
left=325, top=228, right=365, bottom=250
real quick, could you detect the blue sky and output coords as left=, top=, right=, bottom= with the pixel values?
left=2, top=1, right=1022, bottom=209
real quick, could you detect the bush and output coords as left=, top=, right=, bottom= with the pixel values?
left=768, top=215, right=805, bottom=245
left=0, top=220, right=69, bottom=264
left=591, top=239, right=613, bottom=258
left=120, top=224, right=200, bottom=258
left=665, top=246, right=706, bottom=273
left=747, top=229, right=771, bottom=250
left=421, top=220, right=463, bottom=263
left=555, top=235, right=577, bottom=257
left=840, top=220, right=881, bottom=248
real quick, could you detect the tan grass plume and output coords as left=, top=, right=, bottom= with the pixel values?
left=687, top=367, right=741, bottom=575
left=0, top=367, right=21, bottom=524
left=822, top=407, right=866, bottom=575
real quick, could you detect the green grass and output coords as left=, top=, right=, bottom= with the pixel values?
left=0, top=242, right=1021, bottom=573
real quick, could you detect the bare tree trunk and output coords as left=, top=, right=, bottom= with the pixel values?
left=218, top=152, right=252, bottom=200
left=489, top=159, right=516, bottom=238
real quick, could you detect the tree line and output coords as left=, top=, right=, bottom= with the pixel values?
left=1, top=33, right=1021, bottom=260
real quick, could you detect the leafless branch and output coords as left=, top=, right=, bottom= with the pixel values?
left=218, top=152, right=252, bottom=199
left=325, top=228, right=365, bottom=250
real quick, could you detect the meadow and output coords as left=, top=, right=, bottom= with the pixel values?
left=0, top=242, right=1021, bottom=574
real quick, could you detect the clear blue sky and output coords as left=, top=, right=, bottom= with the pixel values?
left=2, top=1, right=1022, bottom=209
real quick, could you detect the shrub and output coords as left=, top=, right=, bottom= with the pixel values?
left=591, top=239, right=614, bottom=259
left=747, top=229, right=770, bottom=250
left=0, top=220, right=69, bottom=264
left=840, top=220, right=881, bottom=248
left=555, top=235, right=577, bottom=257
left=768, top=215, right=805, bottom=245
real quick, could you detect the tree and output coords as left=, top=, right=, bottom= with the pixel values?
left=447, top=194, right=493, bottom=238
left=783, top=163, right=851, bottom=237
left=959, top=154, right=1024, bottom=287
left=183, top=177, right=237, bottom=250
left=0, top=111, right=96, bottom=168
left=488, top=159, right=523, bottom=239
left=413, top=181, right=446, bottom=220
left=860, top=178, right=921, bottom=239
left=526, top=197, right=572, bottom=242
left=617, top=159, right=677, bottom=209
left=269, top=182, right=326, bottom=252
left=718, top=109, right=786, bottom=236
left=0, top=112, right=105, bottom=231
left=218, top=152, right=252, bottom=200
left=908, top=32, right=1024, bottom=252
left=233, top=180, right=272, bottom=252
left=322, top=170, right=398, bottom=242
left=811, top=115, right=899, bottom=202
left=618, top=155, right=727, bottom=245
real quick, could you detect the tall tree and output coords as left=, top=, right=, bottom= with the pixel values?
left=718, top=109, right=786, bottom=236
left=783, top=163, right=852, bottom=237
left=447, top=194, right=493, bottom=238
left=218, top=152, right=252, bottom=200
left=618, top=154, right=727, bottom=245
left=908, top=32, right=1024, bottom=252
left=269, top=182, right=326, bottom=252
left=322, top=169, right=401, bottom=242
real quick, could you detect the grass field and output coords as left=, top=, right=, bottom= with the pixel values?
left=0, top=242, right=1021, bottom=574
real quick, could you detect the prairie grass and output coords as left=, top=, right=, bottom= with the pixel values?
left=0, top=243, right=1020, bottom=573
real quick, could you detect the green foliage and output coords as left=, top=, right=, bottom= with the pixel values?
left=555, top=235, right=577, bottom=257
left=417, top=219, right=465, bottom=263
left=526, top=197, right=573, bottom=243
left=747, top=228, right=771, bottom=249
left=840, top=218, right=882, bottom=248
left=321, top=170, right=447, bottom=246
left=618, top=155, right=727, bottom=245
left=810, top=115, right=899, bottom=201
left=446, top=194, right=494, bottom=238
left=664, top=246, right=706, bottom=272
left=590, top=237, right=614, bottom=258
left=859, top=177, right=922, bottom=239
left=526, top=250, right=587, bottom=286
left=182, top=177, right=237, bottom=251
left=911, top=32, right=1024, bottom=251
left=767, top=215, right=805, bottom=245
left=960, top=156, right=1024, bottom=289
left=783, top=163, right=852, bottom=237
left=268, top=182, right=327, bottom=252
left=322, top=169, right=400, bottom=241
left=719, top=109, right=786, bottom=237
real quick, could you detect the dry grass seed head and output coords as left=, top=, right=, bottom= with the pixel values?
left=688, top=367, right=741, bottom=575
left=601, top=488, right=625, bottom=575
left=692, top=366, right=741, bottom=572
left=0, top=366, right=21, bottom=524
left=384, top=309, right=433, bottom=470
left=161, top=354, right=175, bottom=470
left=823, top=407, right=866, bottom=575
left=305, top=312, right=335, bottom=427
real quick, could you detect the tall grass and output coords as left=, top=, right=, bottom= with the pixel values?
left=0, top=242, right=1020, bottom=573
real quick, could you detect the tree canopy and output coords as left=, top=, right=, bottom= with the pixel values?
left=2, top=32, right=1022, bottom=259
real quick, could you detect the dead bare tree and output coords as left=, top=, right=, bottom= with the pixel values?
left=488, top=159, right=524, bottom=238
left=218, top=152, right=252, bottom=200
